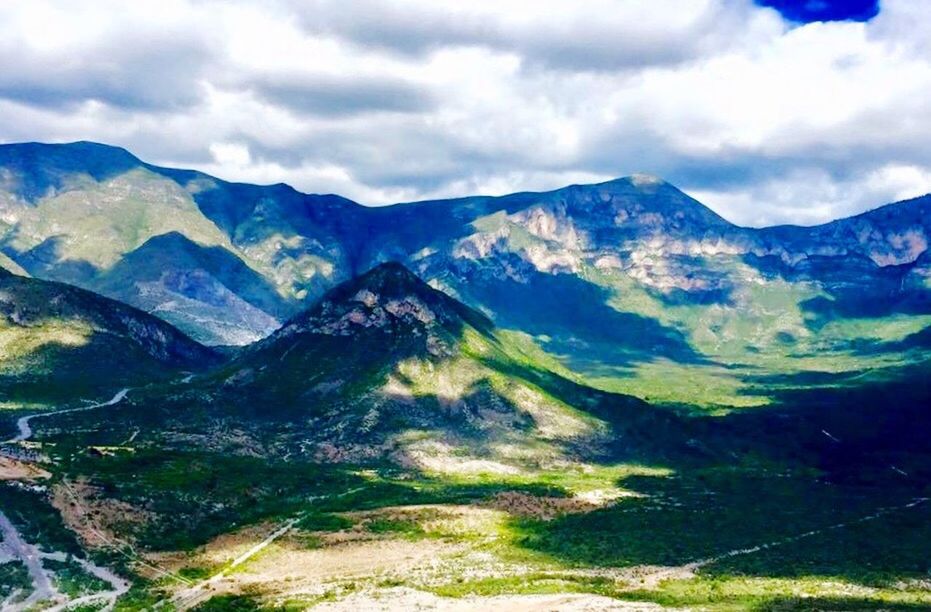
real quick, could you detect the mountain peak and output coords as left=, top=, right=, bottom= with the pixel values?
left=350, top=261, right=432, bottom=294
left=236, top=263, right=496, bottom=400
left=275, top=262, right=492, bottom=347
left=0, top=140, right=143, bottom=202
left=627, top=172, right=666, bottom=187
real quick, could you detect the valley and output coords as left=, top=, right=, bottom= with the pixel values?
left=0, top=143, right=928, bottom=610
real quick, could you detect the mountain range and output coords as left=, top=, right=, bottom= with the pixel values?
left=1, top=141, right=930, bottom=411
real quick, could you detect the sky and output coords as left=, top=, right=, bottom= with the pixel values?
left=0, top=0, right=928, bottom=227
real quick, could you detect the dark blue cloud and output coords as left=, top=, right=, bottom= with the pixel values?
left=756, top=0, right=879, bottom=23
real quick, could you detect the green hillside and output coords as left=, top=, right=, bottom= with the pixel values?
left=187, top=262, right=627, bottom=472
left=0, top=265, right=217, bottom=404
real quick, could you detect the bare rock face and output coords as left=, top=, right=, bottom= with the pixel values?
left=406, top=179, right=931, bottom=317
left=265, top=263, right=490, bottom=365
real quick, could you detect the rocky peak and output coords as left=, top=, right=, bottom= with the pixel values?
left=273, top=263, right=492, bottom=355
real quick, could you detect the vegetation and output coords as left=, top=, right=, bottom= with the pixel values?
left=45, top=557, right=111, bottom=598
left=0, top=484, right=83, bottom=556
left=0, top=267, right=216, bottom=404
left=0, top=560, right=32, bottom=601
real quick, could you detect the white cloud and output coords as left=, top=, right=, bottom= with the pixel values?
left=209, top=142, right=252, bottom=167
left=0, top=0, right=928, bottom=227
left=692, top=163, right=931, bottom=228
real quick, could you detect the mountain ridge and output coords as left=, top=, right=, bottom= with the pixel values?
left=6, top=140, right=930, bottom=230
left=0, top=260, right=218, bottom=402
left=1, top=140, right=929, bottom=411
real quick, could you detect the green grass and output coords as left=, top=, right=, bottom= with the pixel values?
left=587, top=359, right=770, bottom=410
left=364, top=516, right=425, bottom=535
left=428, top=573, right=620, bottom=598
left=295, top=512, right=354, bottom=533
left=6, top=167, right=232, bottom=269
left=192, top=594, right=269, bottom=611
left=411, top=469, right=931, bottom=610
left=705, top=499, right=931, bottom=586
left=61, top=451, right=370, bottom=550
left=617, top=576, right=931, bottom=611
left=505, top=471, right=920, bottom=569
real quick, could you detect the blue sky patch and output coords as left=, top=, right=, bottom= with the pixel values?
left=756, top=0, right=880, bottom=23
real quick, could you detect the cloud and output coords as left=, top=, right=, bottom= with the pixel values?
left=210, top=142, right=252, bottom=167
left=0, top=0, right=928, bottom=227
left=691, top=163, right=931, bottom=227
left=247, top=73, right=435, bottom=117
left=0, top=1, right=218, bottom=110
left=286, top=0, right=781, bottom=71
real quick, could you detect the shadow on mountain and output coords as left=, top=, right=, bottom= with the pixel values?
left=742, top=368, right=868, bottom=387
left=0, top=269, right=217, bottom=406
left=647, top=284, right=735, bottom=308
left=634, top=254, right=738, bottom=308
left=4, top=236, right=99, bottom=285
left=849, top=325, right=931, bottom=355
left=483, top=353, right=931, bottom=590
left=750, top=597, right=930, bottom=612
left=508, top=470, right=925, bottom=568
left=801, top=292, right=931, bottom=323
left=458, top=268, right=709, bottom=368
left=745, top=252, right=901, bottom=288
left=0, top=141, right=141, bottom=203
left=728, top=362, right=931, bottom=484
left=471, top=351, right=725, bottom=464
left=0, top=338, right=182, bottom=406
left=745, top=252, right=931, bottom=324
left=700, top=494, right=931, bottom=585
left=150, top=169, right=365, bottom=273
left=95, top=231, right=293, bottom=320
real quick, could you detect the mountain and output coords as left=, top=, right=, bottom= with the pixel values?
left=0, top=263, right=217, bottom=403
left=0, top=142, right=365, bottom=345
left=1, top=142, right=930, bottom=410
left=93, top=231, right=287, bottom=345
left=206, top=262, right=622, bottom=469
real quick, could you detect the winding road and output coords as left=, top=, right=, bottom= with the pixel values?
left=0, top=388, right=132, bottom=611
left=6, top=388, right=129, bottom=444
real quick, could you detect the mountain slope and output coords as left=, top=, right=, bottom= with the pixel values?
left=0, top=142, right=364, bottom=344
left=210, top=262, right=620, bottom=470
left=0, top=265, right=218, bottom=403
left=92, top=231, right=288, bottom=345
